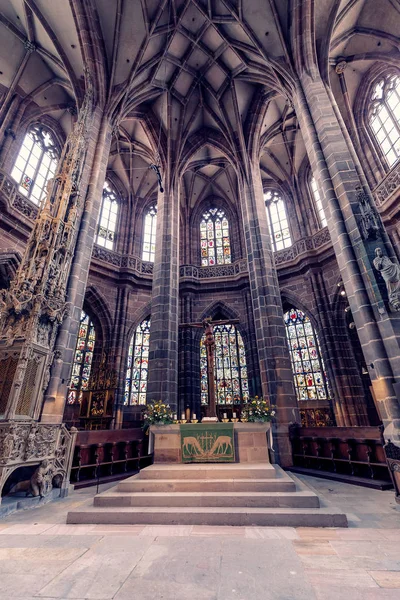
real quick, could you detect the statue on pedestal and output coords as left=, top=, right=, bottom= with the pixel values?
left=373, top=247, right=400, bottom=311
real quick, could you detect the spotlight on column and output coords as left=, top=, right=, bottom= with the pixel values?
left=349, top=322, right=355, bottom=329
left=340, top=289, right=346, bottom=297
left=344, top=306, right=351, bottom=313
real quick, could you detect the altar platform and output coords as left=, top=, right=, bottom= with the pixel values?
left=67, top=462, right=348, bottom=527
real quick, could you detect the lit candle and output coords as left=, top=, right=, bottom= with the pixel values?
left=181, top=412, right=185, bottom=420
left=193, top=413, right=197, bottom=420
left=173, top=414, right=177, bottom=421
left=233, top=412, right=237, bottom=418
left=223, top=412, right=227, bottom=419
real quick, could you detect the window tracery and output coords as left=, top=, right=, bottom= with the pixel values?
left=11, top=124, right=59, bottom=205
left=264, top=191, right=292, bottom=252
left=200, top=208, right=231, bottom=266
left=369, top=74, right=400, bottom=168
left=284, top=308, right=331, bottom=402
left=310, top=177, right=327, bottom=228
left=96, top=181, right=118, bottom=250
left=142, top=205, right=157, bottom=262
left=67, top=311, right=96, bottom=404
left=125, top=318, right=151, bottom=405
left=200, top=323, right=249, bottom=406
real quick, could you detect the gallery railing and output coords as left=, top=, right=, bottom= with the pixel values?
left=289, top=424, right=392, bottom=488
left=373, top=161, right=400, bottom=208
left=70, top=428, right=152, bottom=487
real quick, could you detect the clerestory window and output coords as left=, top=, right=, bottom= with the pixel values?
left=142, top=205, right=157, bottom=262
left=264, top=190, right=292, bottom=252
left=369, top=74, right=400, bottom=168
left=96, top=180, right=119, bottom=250
left=200, top=208, right=231, bottom=266
left=310, top=176, right=327, bottom=228
left=11, top=124, right=59, bottom=205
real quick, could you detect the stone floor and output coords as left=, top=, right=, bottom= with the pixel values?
left=0, top=473, right=399, bottom=600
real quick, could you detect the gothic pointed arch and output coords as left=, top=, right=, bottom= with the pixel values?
left=10, top=121, right=62, bottom=205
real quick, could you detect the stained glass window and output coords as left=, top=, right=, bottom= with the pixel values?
left=369, top=74, right=400, bottom=167
left=96, top=181, right=118, bottom=249
left=284, top=308, right=331, bottom=402
left=67, top=311, right=96, bottom=404
left=264, top=191, right=292, bottom=252
left=11, top=124, right=58, bottom=205
left=200, top=208, right=231, bottom=266
left=200, top=323, right=249, bottom=405
left=310, top=176, right=327, bottom=228
left=142, top=205, right=157, bottom=262
left=125, top=318, right=151, bottom=405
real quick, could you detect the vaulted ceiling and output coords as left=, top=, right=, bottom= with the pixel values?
left=0, top=0, right=399, bottom=208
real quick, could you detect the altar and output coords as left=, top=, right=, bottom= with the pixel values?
left=149, top=422, right=271, bottom=464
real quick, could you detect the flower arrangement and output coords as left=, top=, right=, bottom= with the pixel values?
left=241, top=396, right=276, bottom=423
left=142, top=401, right=174, bottom=431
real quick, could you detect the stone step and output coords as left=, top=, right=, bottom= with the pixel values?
left=93, top=490, right=319, bottom=508
left=67, top=505, right=348, bottom=527
left=138, top=463, right=277, bottom=480
left=117, top=478, right=296, bottom=493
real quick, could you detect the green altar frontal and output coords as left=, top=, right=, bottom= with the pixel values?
left=149, top=422, right=270, bottom=464
left=180, top=423, right=235, bottom=463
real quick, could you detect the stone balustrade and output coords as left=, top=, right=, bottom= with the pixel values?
left=0, top=168, right=39, bottom=220
left=373, top=161, right=400, bottom=208
left=1, top=167, right=333, bottom=274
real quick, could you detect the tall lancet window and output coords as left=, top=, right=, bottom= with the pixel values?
left=264, top=190, right=292, bottom=251
left=310, top=176, right=327, bottom=228
left=369, top=74, right=400, bottom=167
left=11, top=124, right=59, bottom=205
left=142, top=205, right=157, bottom=262
left=96, top=180, right=119, bottom=249
left=67, top=311, right=96, bottom=404
left=125, top=318, right=151, bottom=405
left=200, top=323, right=249, bottom=406
left=200, top=208, right=231, bottom=266
left=284, top=308, right=331, bottom=402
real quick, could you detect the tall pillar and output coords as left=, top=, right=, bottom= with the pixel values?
left=146, top=180, right=180, bottom=410
left=41, top=113, right=112, bottom=423
left=0, top=85, right=95, bottom=422
left=293, top=74, right=400, bottom=442
left=240, top=163, right=299, bottom=466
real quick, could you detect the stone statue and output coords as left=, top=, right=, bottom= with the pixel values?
left=29, top=459, right=54, bottom=498
left=357, top=187, right=380, bottom=240
left=373, top=248, right=400, bottom=311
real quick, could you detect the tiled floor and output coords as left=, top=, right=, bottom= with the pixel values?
left=0, top=473, right=399, bottom=599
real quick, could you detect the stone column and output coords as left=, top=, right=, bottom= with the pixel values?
left=146, top=180, right=180, bottom=411
left=239, top=163, right=299, bottom=466
left=41, top=113, right=112, bottom=423
left=294, top=74, right=400, bottom=442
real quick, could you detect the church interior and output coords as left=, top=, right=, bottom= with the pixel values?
left=0, top=0, right=400, bottom=597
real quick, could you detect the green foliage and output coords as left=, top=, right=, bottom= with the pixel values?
left=241, top=396, right=276, bottom=423
left=142, top=400, right=174, bottom=430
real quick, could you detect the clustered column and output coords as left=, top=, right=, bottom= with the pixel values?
left=146, top=180, right=180, bottom=411
left=294, top=73, right=400, bottom=442
left=240, top=162, right=299, bottom=466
